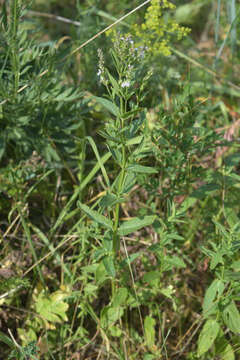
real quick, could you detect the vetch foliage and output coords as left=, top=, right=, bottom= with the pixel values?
left=0, top=0, right=84, bottom=164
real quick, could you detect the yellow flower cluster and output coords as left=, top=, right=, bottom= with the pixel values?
left=133, top=0, right=190, bottom=57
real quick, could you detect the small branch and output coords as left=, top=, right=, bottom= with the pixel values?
left=26, top=10, right=81, bottom=27
left=0, top=285, right=23, bottom=300
left=8, top=328, right=23, bottom=353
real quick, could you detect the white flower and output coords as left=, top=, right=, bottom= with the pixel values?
left=97, top=69, right=102, bottom=76
left=121, top=80, right=130, bottom=88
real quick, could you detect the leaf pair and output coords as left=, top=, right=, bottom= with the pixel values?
left=78, top=201, right=155, bottom=236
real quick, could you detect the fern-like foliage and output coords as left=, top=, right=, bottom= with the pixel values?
left=0, top=0, right=86, bottom=166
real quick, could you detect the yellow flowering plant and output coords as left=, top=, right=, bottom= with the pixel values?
left=133, top=0, right=190, bottom=57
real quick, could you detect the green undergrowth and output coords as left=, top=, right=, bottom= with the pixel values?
left=0, top=0, right=240, bottom=359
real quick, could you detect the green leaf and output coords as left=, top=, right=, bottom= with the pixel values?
left=118, top=215, right=156, bottom=236
left=101, top=305, right=123, bottom=328
left=191, top=183, right=221, bottom=200
left=126, top=135, right=143, bottom=146
left=93, top=248, right=105, bottom=261
left=36, top=290, right=69, bottom=324
left=98, top=130, right=122, bottom=144
left=108, top=147, right=122, bottom=164
left=95, top=262, right=108, bottom=284
left=122, top=172, right=137, bottom=194
left=144, top=316, right=156, bottom=350
left=231, top=260, right=240, bottom=270
left=224, top=207, right=240, bottom=229
left=178, top=196, right=197, bottom=213
left=55, top=87, right=80, bottom=102
left=122, top=108, right=141, bottom=121
left=110, top=49, right=121, bottom=73
left=0, top=0, right=8, bottom=31
left=112, top=287, right=128, bottom=307
left=225, top=152, right=240, bottom=167
left=119, top=252, right=142, bottom=268
left=144, top=355, right=155, bottom=360
left=197, top=319, right=220, bottom=357
left=202, top=279, right=224, bottom=317
left=109, top=325, right=122, bottom=337
left=99, top=193, right=123, bottom=209
left=223, top=269, right=240, bottom=281
left=78, top=202, right=113, bottom=230
left=107, top=70, right=122, bottom=96
left=222, top=301, right=240, bottom=334
left=231, top=239, right=240, bottom=252
left=199, top=245, right=214, bottom=259
left=210, top=250, right=225, bottom=270
left=215, top=330, right=235, bottom=360
left=127, top=164, right=158, bottom=174
left=0, top=331, right=14, bottom=348
left=87, top=136, right=110, bottom=188
left=143, top=271, right=160, bottom=285
left=165, top=256, right=186, bottom=269
left=92, top=96, right=120, bottom=117
left=81, top=264, right=98, bottom=273
left=103, top=256, right=115, bottom=278
left=220, top=343, right=235, bottom=360
left=84, top=283, right=98, bottom=295
left=102, top=231, right=113, bottom=252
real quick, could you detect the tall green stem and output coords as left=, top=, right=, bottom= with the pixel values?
left=112, top=96, right=127, bottom=254
left=111, top=97, right=127, bottom=296
left=112, top=143, right=126, bottom=254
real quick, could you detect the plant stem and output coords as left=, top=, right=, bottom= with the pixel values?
left=111, top=98, right=127, bottom=296
left=112, top=141, right=126, bottom=298
left=112, top=97, right=126, bottom=255
left=112, top=143, right=126, bottom=254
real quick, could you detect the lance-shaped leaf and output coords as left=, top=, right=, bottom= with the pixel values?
left=127, top=164, right=158, bottom=174
left=87, top=136, right=110, bottom=188
left=197, top=319, right=220, bottom=357
left=92, top=96, right=120, bottom=117
left=118, top=215, right=155, bottom=236
left=144, top=316, right=156, bottom=351
left=222, top=301, right=240, bottom=334
left=103, top=256, right=116, bottom=278
left=78, top=202, right=113, bottom=230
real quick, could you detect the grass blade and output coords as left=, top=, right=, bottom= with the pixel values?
left=87, top=136, right=110, bottom=188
